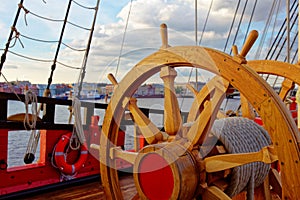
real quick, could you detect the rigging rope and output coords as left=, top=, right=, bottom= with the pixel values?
left=19, top=4, right=91, bottom=31
left=69, top=97, right=86, bottom=150
left=0, top=0, right=24, bottom=75
left=273, top=7, right=298, bottom=61
left=198, top=0, right=213, bottom=45
left=77, top=0, right=101, bottom=98
left=8, top=27, right=24, bottom=48
left=180, top=0, right=215, bottom=110
left=242, top=0, right=257, bottom=45
left=180, top=0, right=214, bottom=110
left=19, top=34, right=87, bottom=51
left=267, top=0, right=281, bottom=54
left=229, top=0, right=248, bottom=55
left=3, top=50, right=81, bottom=70
left=23, top=89, right=40, bottom=164
left=223, top=0, right=241, bottom=52
left=264, top=0, right=298, bottom=60
left=115, top=0, right=133, bottom=77
left=46, top=0, right=72, bottom=91
left=0, top=73, right=23, bottom=102
left=24, top=90, right=38, bottom=129
left=255, top=0, right=280, bottom=59
left=72, top=0, right=96, bottom=10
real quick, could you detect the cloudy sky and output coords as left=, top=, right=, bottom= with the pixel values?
left=0, top=0, right=288, bottom=84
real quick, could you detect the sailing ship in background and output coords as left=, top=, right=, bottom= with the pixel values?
left=0, top=0, right=300, bottom=199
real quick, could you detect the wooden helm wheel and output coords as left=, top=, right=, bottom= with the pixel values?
left=248, top=60, right=300, bottom=101
left=235, top=60, right=300, bottom=122
left=100, top=45, right=300, bottom=200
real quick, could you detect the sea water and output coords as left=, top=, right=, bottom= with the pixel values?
left=7, top=97, right=240, bottom=167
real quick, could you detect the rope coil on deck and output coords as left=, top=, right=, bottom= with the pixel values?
left=211, top=117, right=271, bottom=199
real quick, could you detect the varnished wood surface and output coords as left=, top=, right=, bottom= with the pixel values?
left=21, top=174, right=137, bottom=200
left=23, top=180, right=106, bottom=200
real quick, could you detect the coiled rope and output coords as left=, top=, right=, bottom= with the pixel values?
left=24, top=89, right=38, bottom=129
left=210, top=117, right=271, bottom=199
left=24, top=89, right=40, bottom=164
left=69, top=97, right=86, bottom=150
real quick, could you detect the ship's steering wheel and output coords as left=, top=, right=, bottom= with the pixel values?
left=99, top=25, right=300, bottom=200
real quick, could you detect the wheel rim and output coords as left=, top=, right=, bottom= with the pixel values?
left=100, top=46, right=300, bottom=200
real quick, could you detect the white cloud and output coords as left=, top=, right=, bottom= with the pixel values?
left=0, top=0, right=288, bottom=84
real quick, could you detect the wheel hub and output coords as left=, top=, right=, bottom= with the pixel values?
left=133, top=143, right=199, bottom=200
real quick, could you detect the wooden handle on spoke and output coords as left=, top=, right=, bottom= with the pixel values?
left=128, top=98, right=168, bottom=144
left=108, top=73, right=118, bottom=86
left=160, top=23, right=170, bottom=49
left=110, top=147, right=137, bottom=164
left=240, top=30, right=258, bottom=58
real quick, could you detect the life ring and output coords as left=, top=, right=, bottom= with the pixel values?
left=54, top=132, right=88, bottom=175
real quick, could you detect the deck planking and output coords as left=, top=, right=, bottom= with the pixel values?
left=21, top=174, right=137, bottom=200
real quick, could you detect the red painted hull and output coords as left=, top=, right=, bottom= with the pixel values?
left=0, top=119, right=130, bottom=197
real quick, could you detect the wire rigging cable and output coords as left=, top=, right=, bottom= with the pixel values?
left=115, top=0, right=133, bottom=78
left=77, top=0, right=101, bottom=98
left=198, top=0, right=213, bottom=45
left=229, top=0, right=248, bottom=55
left=267, top=1, right=298, bottom=60
left=254, top=0, right=280, bottom=59
left=223, top=0, right=241, bottom=52
left=242, top=0, right=257, bottom=45
left=267, top=0, right=281, bottom=54
left=180, top=0, right=214, bottom=110
left=264, top=0, right=298, bottom=60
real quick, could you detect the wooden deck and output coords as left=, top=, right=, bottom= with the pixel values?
left=26, top=180, right=106, bottom=200
left=18, top=174, right=137, bottom=200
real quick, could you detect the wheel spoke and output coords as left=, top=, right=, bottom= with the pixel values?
left=187, top=76, right=229, bottom=123
left=240, top=94, right=255, bottom=119
left=279, top=78, right=294, bottom=100
left=204, top=145, right=278, bottom=173
left=186, top=78, right=228, bottom=147
left=128, top=98, right=169, bottom=144
left=202, top=186, right=231, bottom=200
left=160, top=66, right=182, bottom=135
left=269, top=168, right=282, bottom=198
left=109, top=147, right=137, bottom=164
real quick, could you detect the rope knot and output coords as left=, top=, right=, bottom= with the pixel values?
left=18, top=3, right=30, bottom=26
left=18, top=3, right=30, bottom=14
left=9, top=27, right=24, bottom=48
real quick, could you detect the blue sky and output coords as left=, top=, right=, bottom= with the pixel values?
left=0, top=0, right=286, bottom=84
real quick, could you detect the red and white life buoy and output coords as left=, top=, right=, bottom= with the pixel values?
left=54, top=132, right=88, bottom=175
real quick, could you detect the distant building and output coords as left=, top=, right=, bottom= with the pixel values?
left=0, top=81, right=39, bottom=95
left=175, top=81, right=205, bottom=96
left=135, top=84, right=164, bottom=97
